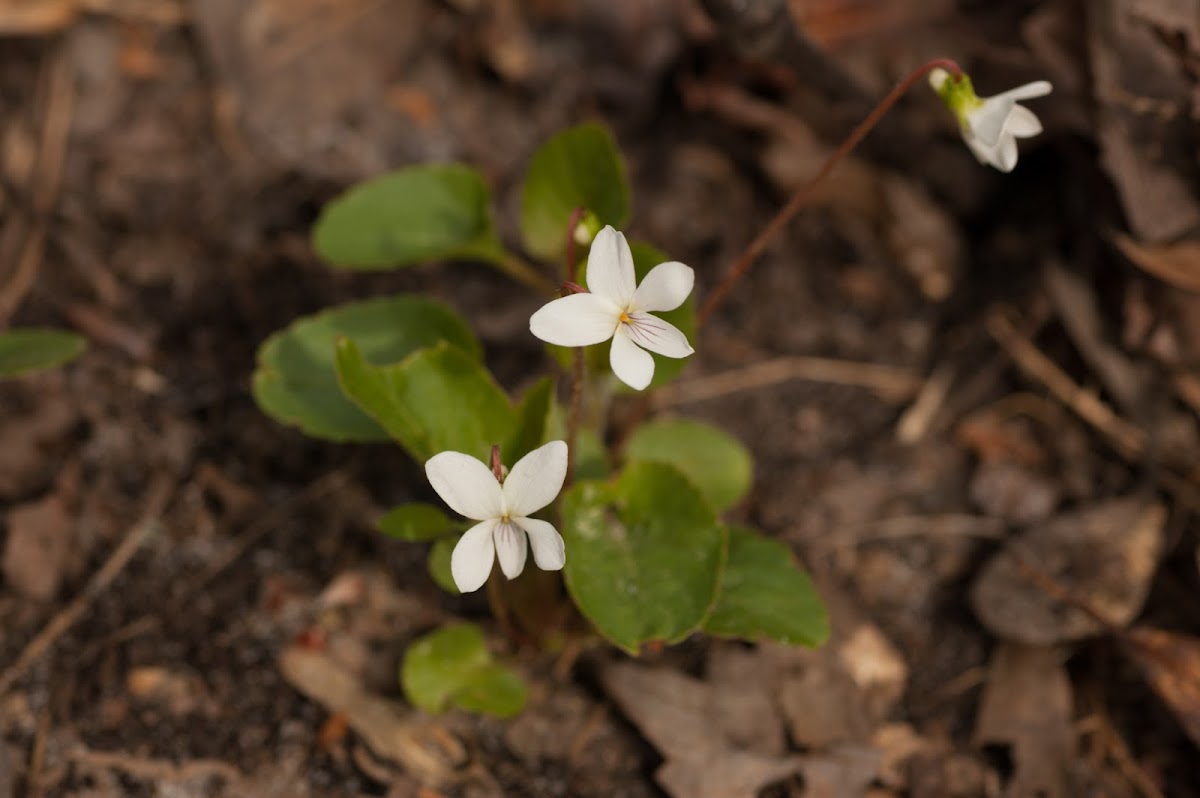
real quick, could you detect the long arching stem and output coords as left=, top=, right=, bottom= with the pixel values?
left=697, top=58, right=963, bottom=326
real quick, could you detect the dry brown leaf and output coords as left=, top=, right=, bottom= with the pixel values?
left=278, top=646, right=462, bottom=786
left=1120, top=627, right=1200, bottom=749
left=974, top=644, right=1075, bottom=798
left=708, top=645, right=788, bottom=754
left=0, top=0, right=78, bottom=35
left=1116, top=235, right=1200, bottom=294
left=600, top=661, right=812, bottom=798
left=2, top=491, right=73, bottom=601
left=972, top=498, right=1164, bottom=644
left=1088, top=0, right=1200, bottom=243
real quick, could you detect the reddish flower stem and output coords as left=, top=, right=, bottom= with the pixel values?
left=565, top=206, right=586, bottom=283
left=697, top=58, right=963, bottom=326
left=490, top=444, right=504, bottom=482
left=564, top=206, right=588, bottom=486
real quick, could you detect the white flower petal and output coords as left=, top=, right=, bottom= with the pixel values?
left=1004, top=104, right=1042, bottom=138
left=586, top=226, right=636, bottom=307
left=963, top=130, right=998, bottom=167
left=529, top=293, right=620, bottom=347
left=966, top=98, right=1014, bottom=147
left=493, top=521, right=527, bottom=580
left=995, top=134, right=1019, bottom=172
left=450, top=518, right=498, bottom=593
left=424, top=451, right=504, bottom=521
left=516, top=517, right=565, bottom=571
left=631, top=261, right=694, bottom=313
left=610, top=327, right=655, bottom=390
left=503, top=440, right=567, bottom=517
left=625, top=313, right=694, bottom=359
left=997, top=80, right=1052, bottom=102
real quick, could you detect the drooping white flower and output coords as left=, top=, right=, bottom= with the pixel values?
left=929, top=68, right=1052, bottom=173
left=425, top=440, right=568, bottom=593
left=529, top=225, right=695, bottom=391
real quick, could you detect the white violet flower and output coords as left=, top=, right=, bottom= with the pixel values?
left=425, top=440, right=568, bottom=593
left=529, top=225, right=695, bottom=391
left=929, top=68, right=1052, bottom=173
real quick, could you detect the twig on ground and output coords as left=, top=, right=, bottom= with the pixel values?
left=26, top=709, right=51, bottom=798
left=818, top=514, right=1007, bottom=551
left=69, top=748, right=242, bottom=784
left=895, top=362, right=956, bottom=444
left=987, top=307, right=1145, bottom=459
left=987, top=305, right=1200, bottom=510
left=1076, top=711, right=1167, bottom=798
left=651, top=355, right=921, bottom=409
left=0, top=475, right=174, bottom=696
left=0, top=51, right=74, bottom=326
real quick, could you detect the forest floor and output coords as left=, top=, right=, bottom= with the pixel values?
left=2, top=1, right=1200, bottom=796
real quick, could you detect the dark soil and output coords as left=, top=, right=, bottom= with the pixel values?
left=2, top=1, right=1199, bottom=797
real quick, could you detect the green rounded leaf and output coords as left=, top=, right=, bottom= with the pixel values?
left=504, top=377, right=556, bottom=463
left=572, top=428, right=609, bottom=482
left=562, top=462, right=727, bottom=654
left=314, top=164, right=503, bottom=269
left=703, top=526, right=829, bottom=647
left=427, top=536, right=460, bottom=594
left=377, top=503, right=460, bottom=541
left=401, top=623, right=490, bottom=713
left=335, top=338, right=516, bottom=462
left=624, top=418, right=752, bottom=512
left=400, top=623, right=526, bottom=717
left=253, top=296, right=480, bottom=442
left=455, top=663, right=528, bottom=718
left=520, top=123, right=630, bottom=262
left=0, top=328, right=86, bottom=378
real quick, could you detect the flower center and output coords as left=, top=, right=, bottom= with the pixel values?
left=619, top=311, right=631, bottom=324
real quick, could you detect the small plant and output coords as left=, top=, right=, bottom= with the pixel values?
left=253, top=61, right=1049, bottom=716
left=0, top=328, right=85, bottom=379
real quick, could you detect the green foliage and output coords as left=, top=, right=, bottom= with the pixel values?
left=335, top=339, right=516, bottom=462
left=377, top=503, right=461, bottom=541
left=0, top=328, right=86, bottom=378
left=505, top=377, right=556, bottom=463
left=572, top=429, right=609, bottom=482
left=520, top=123, right=630, bottom=262
left=704, top=526, right=829, bottom=646
left=428, top=536, right=459, bottom=594
left=624, top=419, right=752, bottom=512
left=313, top=164, right=503, bottom=269
left=401, top=623, right=526, bottom=717
left=561, top=462, right=727, bottom=653
left=252, top=296, right=479, bottom=442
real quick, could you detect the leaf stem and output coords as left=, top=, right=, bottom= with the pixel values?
left=496, top=253, right=559, bottom=296
left=565, top=348, right=585, bottom=487
left=697, top=57, right=963, bottom=326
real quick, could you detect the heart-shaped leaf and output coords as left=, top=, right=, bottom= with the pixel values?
left=314, top=164, right=503, bottom=269
left=253, top=296, right=479, bottom=442
left=561, top=462, right=727, bottom=653
left=335, top=338, right=516, bottom=462
left=0, top=328, right=86, bottom=378
left=401, top=623, right=526, bottom=717
left=624, top=418, right=752, bottom=512
left=520, top=123, right=630, bottom=262
left=703, top=526, right=829, bottom=646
